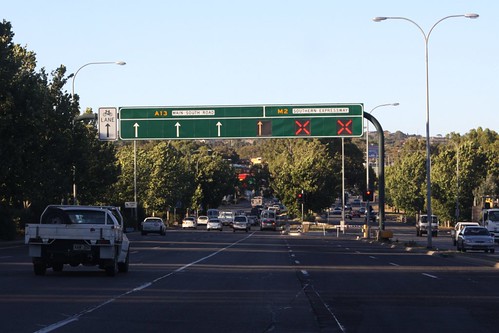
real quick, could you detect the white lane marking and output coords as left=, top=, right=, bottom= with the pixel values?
left=301, top=270, right=309, bottom=276
left=311, top=285, right=347, bottom=332
left=422, top=273, right=438, bottom=279
left=389, top=262, right=400, bottom=266
left=369, top=256, right=377, bottom=259
left=295, top=260, right=300, bottom=264
left=35, top=233, right=254, bottom=333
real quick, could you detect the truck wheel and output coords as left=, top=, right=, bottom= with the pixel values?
left=33, top=260, right=46, bottom=276
left=52, top=263, right=64, bottom=272
left=118, top=251, right=129, bottom=273
left=105, top=256, right=118, bottom=277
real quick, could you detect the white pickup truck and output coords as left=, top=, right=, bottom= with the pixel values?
left=416, top=214, right=439, bottom=237
left=25, top=205, right=130, bottom=276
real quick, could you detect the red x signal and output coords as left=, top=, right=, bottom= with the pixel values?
left=337, top=119, right=353, bottom=135
left=295, top=120, right=311, bottom=136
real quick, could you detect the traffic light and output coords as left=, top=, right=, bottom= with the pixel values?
left=363, top=189, right=374, bottom=201
left=297, top=192, right=304, bottom=203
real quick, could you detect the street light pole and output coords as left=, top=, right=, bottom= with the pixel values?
left=373, top=14, right=478, bottom=249
left=366, top=103, right=399, bottom=190
left=365, top=103, right=398, bottom=239
left=71, top=61, right=126, bottom=100
left=70, top=60, right=126, bottom=204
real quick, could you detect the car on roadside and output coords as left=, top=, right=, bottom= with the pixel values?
left=451, top=222, right=480, bottom=245
left=456, top=226, right=495, bottom=253
left=206, top=218, right=223, bottom=231
left=141, top=217, right=166, bottom=235
left=182, top=217, right=197, bottom=229
left=416, top=214, right=438, bottom=237
left=232, top=215, right=250, bottom=232
left=197, top=215, right=209, bottom=226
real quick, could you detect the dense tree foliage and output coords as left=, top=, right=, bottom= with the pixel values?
left=386, top=129, right=499, bottom=223
left=0, top=20, right=119, bottom=238
left=259, top=139, right=367, bottom=217
left=109, top=141, right=238, bottom=221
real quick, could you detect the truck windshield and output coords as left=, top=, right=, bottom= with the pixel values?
left=421, top=216, right=438, bottom=223
left=488, top=211, right=499, bottom=222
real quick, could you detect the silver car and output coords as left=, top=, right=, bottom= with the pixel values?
left=232, top=215, right=250, bottom=232
left=141, top=217, right=166, bottom=236
left=206, top=218, right=223, bottom=231
left=182, top=217, right=197, bottom=229
left=457, top=226, right=495, bottom=253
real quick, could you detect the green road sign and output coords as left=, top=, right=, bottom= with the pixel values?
left=119, top=104, right=363, bottom=140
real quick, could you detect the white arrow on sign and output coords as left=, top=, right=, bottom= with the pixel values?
left=175, top=122, right=181, bottom=137
left=134, top=123, right=139, bottom=138
left=216, top=122, right=222, bottom=137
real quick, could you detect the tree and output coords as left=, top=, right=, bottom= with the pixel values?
left=189, top=152, right=237, bottom=213
left=143, top=142, right=194, bottom=216
left=262, top=139, right=336, bottom=216
left=385, top=138, right=426, bottom=215
left=0, top=21, right=75, bottom=217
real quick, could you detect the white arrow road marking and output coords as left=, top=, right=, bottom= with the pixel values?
left=133, top=123, right=139, bottom=138
left=216, top=121, right=222, bottom=136
left=175, top=122, right=181, bottom=137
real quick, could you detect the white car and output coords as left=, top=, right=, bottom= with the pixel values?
left=451, top=222, right=479, bottom=245
left=218, top=211, right=234, bottom=226
left=182, top=217, right=197, bottom=229
left=232, top=215, right=250, bottom=232
left=141, top=217, right=166, bottom=235
left=457, top=226, right=495, bottom=253
left=206, top=218, right=223, bottom=231
left=197, top=215, right=209, bottom=225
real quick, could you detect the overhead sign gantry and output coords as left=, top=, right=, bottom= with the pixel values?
left=118, top=103, right=363, bottom=140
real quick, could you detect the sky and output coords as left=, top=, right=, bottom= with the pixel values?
left=3, top=0, right=498, bottom=136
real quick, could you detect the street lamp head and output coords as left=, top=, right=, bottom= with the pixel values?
left=116, top=61, right=126, bottom=65
left=392, top=103, right=400, bottom=106
left=465, top=13, right=479, bottom=19
left=373, top=17, right=388, bottom=22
